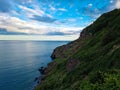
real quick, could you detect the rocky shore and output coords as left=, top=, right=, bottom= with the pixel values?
left=33, top=11, right=94, bottom=89
left=33, top=61, right=57, bottom=89
left=34, top=9, right=120, bottom=90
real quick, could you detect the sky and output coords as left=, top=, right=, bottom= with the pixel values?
left=0, top=0, right=120, bottom=40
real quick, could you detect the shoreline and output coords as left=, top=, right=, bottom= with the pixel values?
left=33, top=59, right=55, bottom=89
left=33, top=72, right=44, bottom=89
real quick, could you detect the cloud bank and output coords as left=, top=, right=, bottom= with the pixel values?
left=116, top=0, right=120, bottom=8
left=0, top=0, right=118, bottom=37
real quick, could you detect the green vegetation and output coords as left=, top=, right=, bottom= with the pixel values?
left=35, top=9, right=120, bottom=90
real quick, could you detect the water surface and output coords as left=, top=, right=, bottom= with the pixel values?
left=0, top=41, right=68, bottom=90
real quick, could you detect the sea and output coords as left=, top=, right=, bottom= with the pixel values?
left=0, top=40, right=68, bottom=90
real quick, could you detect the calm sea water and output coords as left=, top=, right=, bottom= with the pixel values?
left=0, top=41, right=68, bottom=90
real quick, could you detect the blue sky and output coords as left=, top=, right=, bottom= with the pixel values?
left=0, top=0, right=120, bottom=39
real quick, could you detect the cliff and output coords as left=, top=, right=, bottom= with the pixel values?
left=35, top=9, right=120, bottom=90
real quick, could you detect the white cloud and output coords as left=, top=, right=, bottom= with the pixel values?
left=28, top=0, right=33, bottom=3
left=0, top=13, right=83, bottom=35
left=49, top=5, right=56, bottom=11
left=19, top=5, right=45, bottom=18
left=0, top=35, right=79, bottom=41
left=58, top=8, right=67, bottom=11
left=49, top=5, right=67, bottom=12
left=67, top=18, right=77, bottom=22
left=46, top=13, right=53, bottom=18
left=49, top=6, right=67, bottom=12
left=80, top=17, right=83, bottom=20
left=11, top=10, right=20, bottom=15
left=88, top=3, right=93, bottom=7
left=60, top=27, right=83, bottom=32
left=110, top=0, right=113, bottom=3
left=116, top=0, right=120, bottom=8
left=0, top=13, right=47, bottom=34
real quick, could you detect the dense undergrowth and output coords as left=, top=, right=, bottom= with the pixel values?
left=35, top=9, right=120, bottom=90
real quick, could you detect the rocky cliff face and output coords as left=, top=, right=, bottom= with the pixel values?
left=51, top=24, right=92, bottom=60
left=51, top=9, right=120, bottom=61
left=35, top=9, right=120, bottom=90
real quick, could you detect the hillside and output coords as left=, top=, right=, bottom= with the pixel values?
left=35, top=9, right=120, bottom=90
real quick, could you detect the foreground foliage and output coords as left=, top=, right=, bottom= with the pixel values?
left=35, top=9, right=120, bottom=90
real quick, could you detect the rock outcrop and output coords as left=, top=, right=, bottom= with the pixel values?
left=51, top=25, right=92, bottom=60
left=35, top=9, right=120, bottom=90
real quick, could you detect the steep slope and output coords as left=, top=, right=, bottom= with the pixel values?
left=35, top=9, right=120, bottom=90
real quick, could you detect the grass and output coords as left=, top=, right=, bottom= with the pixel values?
left=35, top=9, right=120, bottom=90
